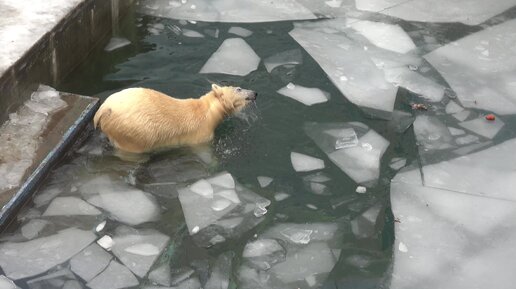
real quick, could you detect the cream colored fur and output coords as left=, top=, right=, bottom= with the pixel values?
left=93, top=84, right=255, bottom=153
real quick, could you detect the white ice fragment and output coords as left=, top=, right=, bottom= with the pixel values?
left=148, top=263, right=171, bottom=286
left=254, top=200, right=271, bottom=217
left=448, top=127, right=465, bottom=136
left=348, top=20, right=416, bottom=54
left=20, top=219, right=49, bottom=240
left=425, top=19, right=516, bottom=114
left=97, top=235, right=114, bottom=251
left=208, top=172, right=235, bottom=189
left=453, top=110, right=471, bottom=122
left=286, top=83, right=295, bottom=89
left=277, top=84, right=329, bottom=106
left=0, top=276, right=19, bottom=289
left=243, top=239, right=284, bottom=258
left=334, top=128, right=358, bottom=150
left=455, top=135, right=480, bottom=145
left=263, top=49, right=302, bottom=72
left=383, top=68, right=444, bottom=102
left=200, top=38, right=260, bottom=76
left=216, top=190, right=240, bottom=204
left=228, top=27, right=253, bottom=37
left=70, top=243, right=112, bottom=282
left=356, top=186, right=367, bottom=194
left=182, top=29, right=204, bottom=38
left=111, top=227, right=170, bottom=278
left=389, top=158, right=407, bottom=170
left=192, top=226, right=200, bottom=234
left=280, top=228, right=313, bottom=244
left=0, top=228, right=96, bottom=280
left=445, top=101, right=464, bottom=114
left=413, top=115, right=454, bottom=150
left=398, top=242, right=408, bottom=252
left=33, top=187, right=62, bottom=208
left=325, top=0, right=342, bottom=8
left=257, top=176, right=273, bottom=188
left=190, top=179, right=214, bottom=198
left=305, top=274, right=317, bottom=287
left=459, top=117, right=504, bottom=139
left=205, top=252, right=233, bottom=289
left=104, top=37, right=131, bottom=52
left=96, top=221, right=107, bottom=232
left=87, top=261, right=139, bottom=289
left=138, top=0, right=317, bottom=23
left=306, top=204, right=318, bottom=210
left=124, top=243, right=160, bottom=256
left=310, top=182, right=328, bottom=195
left=211, top=199, right=233, bottom=211
left=274, top=192, right=290, bottom=201
left=290, top=152, right=325, bottom=172
left=43, top=197, right=101, bottom=216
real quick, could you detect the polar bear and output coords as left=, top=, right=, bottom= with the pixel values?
left=93, top=84, right=257, bottom=153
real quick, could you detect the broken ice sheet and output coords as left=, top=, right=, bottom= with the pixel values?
left=148, top=263, right=171, bottom=286
left=104, top=37, right=131, bottom=52
left=200, top=38, right=260, bottom=76
left=111, top=226, right=170, bottom=278
left=305, top=122, right=390, bottom=186
left=347, top=20, right=416, bottom=54
left=445, top=100, right=464, bottom=114
left=87, top=260, right=139, bottom=289
left=178, top=172, right=270, bottom=247
left=277, top=83, right=329, bottom=106
left=388, top=110, right=415, bottom=133
left=383, top=67, right=445, bottom=102
left=81, top=176, right=160, bottom=225
left=205, top=252, right=233, bottom=289
left=137, top=0, right=317, bottom=23
left=425, top=19, right=516, bottom=115
left=228, top=26, right=253, bottom=37
left=351, top=203, right=384, bottom=239
left=182, top=29, right=204, bottom=38
left=290, top=19, right=398, bottom=117
left=257, top=176, right=273, bottom=188
left=20, top=219, right=49, bottom=240
left=459, top=116, right=504, bottom=139
left=263, top=49, right=303, bottom=73
left=70, top=243, right=112, bottom=282
left=26, top=269, right=78, bottom=289
left=390, top=175, right=516, bottom=289
left=43, top=196, right=101, bottom=216
left=0, top=228, right=96, bottom=280
left=243, top=239, right=286, bottom=270
left=0, top=275, right=19, bottom=289
left=358, top=0, right=516, bottom=26
left=389, top=158, right=407, bottom=170
left=413, top=115, right=455, bottom=151
left=290, top=152, right=325, bottom=172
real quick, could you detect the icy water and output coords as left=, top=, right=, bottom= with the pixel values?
left=3, top=1, right=516, bottom=288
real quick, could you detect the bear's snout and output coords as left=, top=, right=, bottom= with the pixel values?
left=246, top=91, right=258, bottom=101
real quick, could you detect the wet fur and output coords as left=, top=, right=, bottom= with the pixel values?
left=93, top=84, right=255, bottom=153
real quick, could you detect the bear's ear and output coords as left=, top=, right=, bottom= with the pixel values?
left=211, top=84, right=222, bottom=97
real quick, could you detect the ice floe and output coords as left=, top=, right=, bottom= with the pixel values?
left=200, top=38, right=260, bottom=76
left=277, top=83, right=329, bottom=106
left=70, top=243, right=112, bottom=282
left=425, top=19, right=516, bottom=114
left=243, top=239, right=286, bottom=270
left=347, top=20, right=416, bottom=54
left=43, top=196, right=101, bottom=216
left=0, top=228, right=95, bottom=280
left=205, top=252, right=233, bottom=289
left=228, top=27, right=253, bottom=37
left=182, top=29, right=204, bottom=38
left=138, top=0, right=316, bottom=23
left=263, top=49, right=303, bottom=73
left=257, top=176, right=273, bottom=188
left=290, top=152, right=325, bottom=172
left=459, top=116, right=504, bottom=139
left=445, top=101, right=464, bottom=114
left=383, top=67, right=444, bottom=102
left=305, top=122, right=389, bottom=186
left=87, top=260, right=139, bottom=289
left=0, top=276, right=19, bottom=289
left=111, top=226, right=170, bottom=278
left=149, top=263, right=171, bottom=286
left=413, top=115, right=455, bottom=151
left=20, top=219, right=49, bottom=240
left=178, top=172, right=270, bottom=247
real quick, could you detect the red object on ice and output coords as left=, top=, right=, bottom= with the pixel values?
left=485, top=114, right=496, bottom=121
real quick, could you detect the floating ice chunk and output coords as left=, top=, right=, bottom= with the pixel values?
left=138, top=0, right=317, bottom=23
left=104, top=37, right=131, bottom=51
left=455, top=135, right=480, bottom=145
left=398, top=242, right=408, bottom=253
left=26, top=269, right=77, bottom=289
left=20, top=219, right=49, bottom=240
left=216, top=190, right=240, bottom=204
left=243, top=239, right=286, bottom=270
left=425, top=19, right=516, bottom=114
left=325, top=0, right=343, bottom=8
left=345, top=255, right=372, bottom=269
left=257, top=176, right=273, bottom=188
left=448, top=127, right=465, bottom=136
left=228, top=27, right=253, bottom=37
left=290, top=19, right=398, bottom=117
left=111, top=227, right=170, bottom=278
left=0, top=228, right=96, bottom=280
left=389, top=158, right=407, bottom=170
left=280, top=228, right=313, bottom=244
left=70, top=243, right=112, bottom=282
left=0, top=275, right=19, bottom=289
left=413, top=115, right=454, bottom=150
left=305, top=122, right=390, bottom=186
left=149, top=263, right=171, bottom=286
left=96, top=221, right=107, bottom=232
left=351, top=204, right=383, bottom=238
left=277, top=83, right=329, bottom=106
left=182, top=29, right=204, bottom=38
left=33, top=187, right=62, bottom=207
left=205, top=252, right=233, bottom=289
left=445, top=101, right=464, bottom=114
left=355, top=186, right=367, bottom=194
left=358, top=0, right=516, bottom=26
left=348, top=20, right=415, bottom=54
left=274, top=192, right=290, bottom=201
left=459, top=117, right=504, bottom=139
left=87, top=261, right=139, bottom=289
left=200, top=38, right=260, bottom=76
left=43, top=196, right=101, bottom=216
left=452, top=110, right=471, bottom=122
left=383, top=67, right=444, bottom=102
left=97, top=235, right=114, bottom=251
left=263, top=49, right=303, bottom=72
left=290, top=152, right=325, bottom=172
left=190, top=179, right=214, bottom=198
left=84, top=176, right=160, bottom=225
left=211, top=199, right=233, bottom=211
left=207, top=172, right=235, bottom=189
left=422, top=138, right=516, bottom=201
left=333, top=128, right=358, bottom=149
left=310, top=182, right=328, bottom=195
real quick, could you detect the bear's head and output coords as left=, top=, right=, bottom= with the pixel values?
left=210, top=84, right=257, bottom=115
